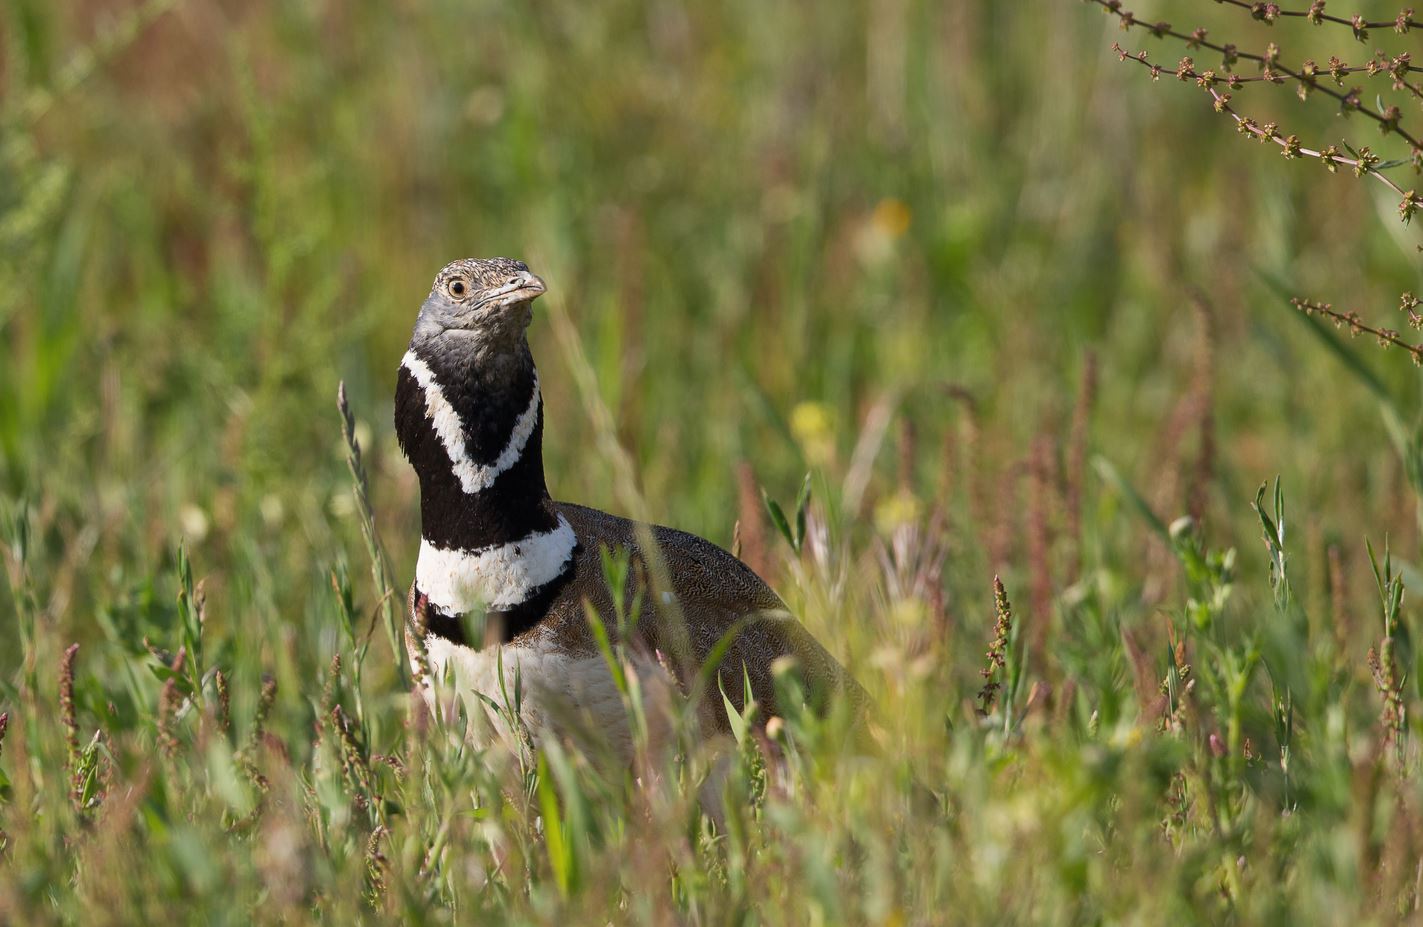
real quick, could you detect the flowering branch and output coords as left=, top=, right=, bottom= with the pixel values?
left=1091, top=0, right=1423, bottom=370
left=1089, top=0, right=1423, bottom=152
left=1214, top=0, right=1414, bottom=38
left=1112, top=45, right=1414, bottom=201
left=1293, top=296, right=1423, bottom=365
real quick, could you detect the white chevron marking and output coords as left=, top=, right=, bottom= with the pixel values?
left=401, top=349, right=541, bottom=495
left=416, top=515, right=576, bottom=613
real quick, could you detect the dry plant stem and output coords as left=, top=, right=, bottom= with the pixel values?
left=735, top=461, right=769, bottom=578
left=365, top=824, right=390, bottom=908
left=213, top=668, right=231, bottom=734
left=237, top=675, right=278, bottom=801
left=1156, top=53, right=1423, bottom=115
left=1186, top=298, right=1216, bottom=526
left=1190, top=403, right=1216, bottom=524
left=1028, top=435, right=1054, bottom=670
left=157, top=646, right=186, bottom=760
left=0, top=708, right=8, bottom=845
left=59, top=642, right=93, bottom=813
left=1112, top=47, right=1412, bottom=199
left=948, top=389, right=993, bottom=574
left=1099, top=3, right=1423, bottom=351
left=0, top=712, right=6, bottom=852
left=1212, top=0, right=1413, bottom=34
left=1065, top=353, right=1097, bottom=581
left=319, top=654, right=343, bottom=729
left=991, top=461, right=1026, bottom=573
left=977, top=576, right=1014, bottom=715
left=1091, top=0, right=1423, bottom=152
left=59, top=643, right=79, bottom=766
left=1369, top=643, right=1407, bottom=767
left=898, top=418, right=918, bottom=492
left=935, top=420, right=955, bottom=508
left=1293, top=298, right=1423, bottom=362
left=407, top=594, right=433, bottom=690
left=331, top=704, right=376, bottom=814
left=1328, top=542, right=1350, bottom=652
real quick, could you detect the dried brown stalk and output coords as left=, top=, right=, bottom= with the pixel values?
left=157, top=646, right=186, bottom=760
left=1328, top=542, right=1350, bottom=653
left=897, top=417, right=918, bottom=493
left=1065, top=352, right=1097, bottom=581
left=1186, top=299, right=1216, bottom=526
left=59, top=642, right=82, bottom=812
left=977, top=576, right=1015, bottom=715
left=1092, top=0, right=1423, bottom=153
left=1293, top=297, right=1423, bottom=363
left=332, top=704, right=375, bottom=812
left=213, top=668, right=231, bottom=735
left=1027, top=434, right=1055, bottom=673
left=735, top=461, right=769, bottom=578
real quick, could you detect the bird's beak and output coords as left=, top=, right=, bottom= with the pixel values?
left=496, top=271, right=546, bottom=305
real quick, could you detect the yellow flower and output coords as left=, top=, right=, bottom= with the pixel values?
left=855, top=198, right=912, bottom=265
left=874, top=489, right=921, bottom=535
left=871, top=197, right=912, bottom=239
left=790, top=401, right=836, bottom=466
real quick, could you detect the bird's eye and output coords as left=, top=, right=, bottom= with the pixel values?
left=449, top=279, right=467, bottom=297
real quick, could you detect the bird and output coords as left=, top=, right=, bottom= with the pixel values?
left=395, top=257, right=865, bottom=759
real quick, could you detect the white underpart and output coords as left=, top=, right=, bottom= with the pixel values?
left=401, top=349, right=542, bottom=495
left=416, top=515, right=577, bottom=612
left=417, top=634, right=680, bottom=762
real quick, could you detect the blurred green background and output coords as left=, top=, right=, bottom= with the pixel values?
left=6, top=0, right=1423, bottom=921
left=5, top=0, right=1419, bottom=663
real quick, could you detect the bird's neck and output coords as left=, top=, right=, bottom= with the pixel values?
left=395, top=338, right=576, bottom=631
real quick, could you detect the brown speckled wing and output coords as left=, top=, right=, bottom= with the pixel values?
left=529, top=502, right=867, bottom=733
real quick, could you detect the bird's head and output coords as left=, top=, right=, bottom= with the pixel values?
left=411, top=257, right=546, bottom=355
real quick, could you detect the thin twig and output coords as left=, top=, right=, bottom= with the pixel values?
left=1113, top=45, right=1413, bottom=199
left=1090, top=0, right=1423, bottom=150
left=1293, top=297, right=1423, bottom=363
left=1213, top=0, right=1414, bottom=36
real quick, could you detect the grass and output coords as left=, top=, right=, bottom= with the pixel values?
left=4, top=0, right=1423, bottom=922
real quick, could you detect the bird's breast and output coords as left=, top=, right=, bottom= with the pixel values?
left=418, top=634, right=680, bottom=761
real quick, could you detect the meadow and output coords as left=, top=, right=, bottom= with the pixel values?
left=4, top=0, right=1423, bottom=922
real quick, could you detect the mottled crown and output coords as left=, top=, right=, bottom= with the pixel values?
left=432, top=257, right=532, bottom=297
